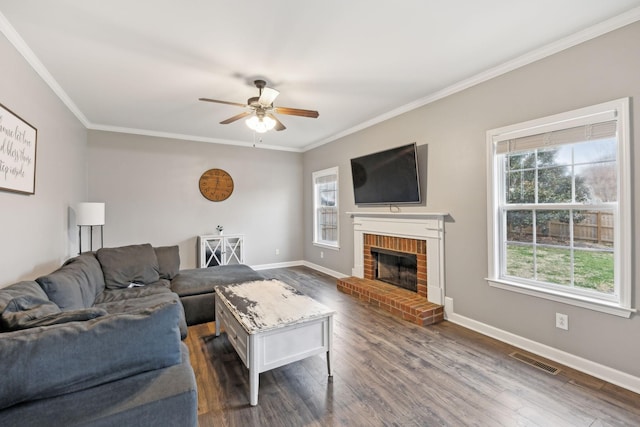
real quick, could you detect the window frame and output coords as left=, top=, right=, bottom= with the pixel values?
left=486, top=98, right=633, bottom=318
left=312, top=166, right=340, bottom=249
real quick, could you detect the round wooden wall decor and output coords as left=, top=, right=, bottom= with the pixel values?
left=199, top=168, right=234, bottom=201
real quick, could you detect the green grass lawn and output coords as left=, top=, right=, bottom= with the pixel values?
left=506, top=244, right=614, bottom=293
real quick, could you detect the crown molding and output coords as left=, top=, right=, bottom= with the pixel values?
left=303, top=6, right=640, bottom=152
left=87, top=124, right=304, bottom=152
left=3, top=6, right=639, bottom=153
left=0, top=10, right=90, bottom=127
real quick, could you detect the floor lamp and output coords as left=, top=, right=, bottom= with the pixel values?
left=77, top=202, right=105, bottom=254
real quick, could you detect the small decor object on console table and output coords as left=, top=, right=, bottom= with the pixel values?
left=216, top=225, right=224, bottom=235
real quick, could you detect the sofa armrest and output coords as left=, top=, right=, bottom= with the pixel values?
left=0, top=300, right=182, bottom=410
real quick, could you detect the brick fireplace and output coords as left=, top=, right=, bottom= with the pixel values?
left=363, top=234, right=427, bottom=296
left=337, top=212, right=446, bottom=326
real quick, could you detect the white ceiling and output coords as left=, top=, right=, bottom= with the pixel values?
left=1, top=1, right=639, bottom=152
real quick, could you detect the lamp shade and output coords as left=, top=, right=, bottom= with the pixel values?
left=76, top=202, right=105, bottom=226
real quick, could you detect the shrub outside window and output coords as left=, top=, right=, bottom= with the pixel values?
left=486, top=98, right=632, bottom=317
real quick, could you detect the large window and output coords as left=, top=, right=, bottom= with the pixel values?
left=486, top=98, right=632, bottom=317
left=313, top=167, right=339, bottom=248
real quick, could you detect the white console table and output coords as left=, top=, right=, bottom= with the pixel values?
left=198, top=234, right=244, bottom=267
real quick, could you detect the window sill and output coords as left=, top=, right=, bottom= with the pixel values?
left=313, top=242, right=340, bottom=251
left=486, top=278, right=635, bottom=318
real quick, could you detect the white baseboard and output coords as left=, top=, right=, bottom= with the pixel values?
left=301, top=261, right=349, bottom=279
left=251, top=260, right=348, bottom=280
left=251, top=260, right=303, bottom=271
left=446, top=308, right=640, bottom=395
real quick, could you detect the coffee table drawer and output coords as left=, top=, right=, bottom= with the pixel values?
left=217, top=302, right=248, bottom=366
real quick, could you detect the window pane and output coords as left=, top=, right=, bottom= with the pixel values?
left=573, top=249, right=614, bottom=294
left=573, top=138, right=616, bottom=164
left=506, top=170, right=535, bottom=204
left=537, top=209, right=570, bottom=245
left=536, top=246, right=572, bottom=285
left=538, top=148, right=569, bottom=166
left=319, top=186, right=336, bottom=206
left=507, top=152, right=536, bottom=170
left=573, top=210, right=614, bottom=249
left=536, top=148, right=563, bottom=167
left=506, top=244, right=534, bottom=279
left=538, top=166, right=571, bottom=203
left=572, top=209, right=614, bottom=293
left=507, top=210, right=533, bottom=242
left=575, top=162, right=617, bottom=203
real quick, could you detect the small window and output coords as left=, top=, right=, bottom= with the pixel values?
left=313, top=167, right=339, bottom=248
left=486, top=98, right=633, bottom=317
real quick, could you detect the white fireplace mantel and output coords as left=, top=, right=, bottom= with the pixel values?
left=347, top=211, right=447, bottom=305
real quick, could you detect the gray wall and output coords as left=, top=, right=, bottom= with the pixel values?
left=0, top=33, right=87, bottom=287
left=87, top=131, right=303, bottom=269
left=303, top=22, right=640, bottom=377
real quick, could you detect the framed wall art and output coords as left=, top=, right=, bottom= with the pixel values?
left=0, top=102, right=37, bottom=195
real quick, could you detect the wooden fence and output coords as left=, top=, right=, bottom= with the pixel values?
left=547, top=211, right=613, bottom=244
left=508, top=211, right=614, bottom=245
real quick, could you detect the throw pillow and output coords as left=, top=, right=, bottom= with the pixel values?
left=36, top=254, right=106, bottom=311
left=96, top=244, right=160, bottom=289
left=154, top=245, right=180, bottom=280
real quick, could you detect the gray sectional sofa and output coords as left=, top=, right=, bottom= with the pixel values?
left=0, top=243, right=263, bottom=426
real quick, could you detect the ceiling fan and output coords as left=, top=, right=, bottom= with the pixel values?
left=199, top=80, right=319, bottom=133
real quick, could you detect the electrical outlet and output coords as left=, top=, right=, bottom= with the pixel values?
left=556, top=313, right=568, bottom=330
left=275, top=248, right=280, bottom=255
left=320, top=251, right=324, bottom=259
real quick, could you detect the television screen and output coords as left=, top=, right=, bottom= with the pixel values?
left=350, top=143, right=421, bottom=205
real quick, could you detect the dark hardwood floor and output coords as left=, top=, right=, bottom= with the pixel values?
left=186, top=266, right=640, bottom=426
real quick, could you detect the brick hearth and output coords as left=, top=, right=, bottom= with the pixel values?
left=339, top=232, right=443, bottom=326
left=337, top=276, right=444, bottom=326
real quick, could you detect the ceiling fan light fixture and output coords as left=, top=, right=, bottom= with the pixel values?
left=246, top=115, right=276, bottom=133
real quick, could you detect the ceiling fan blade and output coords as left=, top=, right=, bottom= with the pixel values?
left=199, top=98, right=247, bottom=108
left=258, top=87, right=280, bottom=107
left=273, top=107, right=319, bottom=118
left=220, top=111, right=251, bottom=124
left=267, top=113, right=286, bottom=131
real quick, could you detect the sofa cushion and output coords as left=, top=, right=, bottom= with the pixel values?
left=0, top=281, right=50, bottom=313
left=0, top=295, right=61, bottom=331
left=95, top=291, right=187, bottom=339
left=36, top=254, right=106, bottom=311
left=0, top=343, right=197, bottom=427
left=97, top=244, right=160, bottom=289
left=0, top=300, right=182, bottom=411
left=2, top=301, right=107, bottom=331
left=93, top=281, right=171, bottom=305
left=154, top=246, right=180, bottom=280
left=171, top=265, right=264, bottom=297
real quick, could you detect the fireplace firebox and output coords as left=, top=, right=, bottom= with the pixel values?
left=371, top=247, right=418, bottom=292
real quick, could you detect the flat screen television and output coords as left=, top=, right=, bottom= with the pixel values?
left=350, top=143, right=421, bottom=205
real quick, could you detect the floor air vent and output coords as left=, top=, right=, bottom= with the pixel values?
left=509, top=352, right=561, bottom=375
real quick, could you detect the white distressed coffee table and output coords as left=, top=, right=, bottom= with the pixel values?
left=214, top=279, right=335, bottom=406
